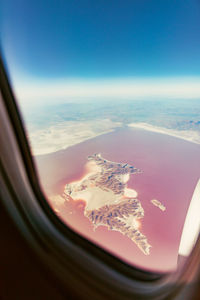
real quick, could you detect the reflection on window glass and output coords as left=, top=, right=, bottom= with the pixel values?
left=2, top=0, right=200, bottom=273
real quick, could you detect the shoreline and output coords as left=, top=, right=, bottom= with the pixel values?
left=34, top=122, right=200, bottom=157
left=32, top=128, right=117, bottom=156
left=128, top=122, right=200, bottom=145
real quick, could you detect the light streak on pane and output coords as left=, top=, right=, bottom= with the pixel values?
left=179, top=179, right=200, bottom=256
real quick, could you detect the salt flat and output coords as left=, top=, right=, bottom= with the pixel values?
left=128, top=122, right=200, bottom=145
left=29, top=119, right=122, bottom=155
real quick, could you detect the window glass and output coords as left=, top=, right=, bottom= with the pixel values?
left=1, top=0, right=200, bottom=273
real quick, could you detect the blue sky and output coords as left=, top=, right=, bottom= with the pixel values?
left=2, top=0, right=200, bottom=79
left=1, top=0, right=200, bottom=104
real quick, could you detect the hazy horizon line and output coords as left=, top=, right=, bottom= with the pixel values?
left=9, top=75, right=200, bottom=107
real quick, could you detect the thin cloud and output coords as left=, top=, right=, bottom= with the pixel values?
left=13, top=77, right=200, bottom=106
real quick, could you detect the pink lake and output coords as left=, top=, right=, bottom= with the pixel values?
left=35, top=128, right=200, bottom=273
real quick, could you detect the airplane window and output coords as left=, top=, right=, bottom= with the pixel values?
left=1, top=0, right=200, bottom=274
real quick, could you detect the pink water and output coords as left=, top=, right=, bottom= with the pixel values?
left=35, top=128, right=200, bottom=272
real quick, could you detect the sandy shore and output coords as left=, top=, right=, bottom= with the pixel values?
left=30, top=119, right=122, bottom=155
left=32, top=120, right=200, bottom=156
left=128, top=122, right=200, bottom=145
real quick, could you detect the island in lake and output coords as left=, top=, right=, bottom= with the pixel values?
left=64, top=153, right=152, bottom=255
left=36, top=126, right=200, bottom=272
left=151, top=199, right=166, bottom=211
